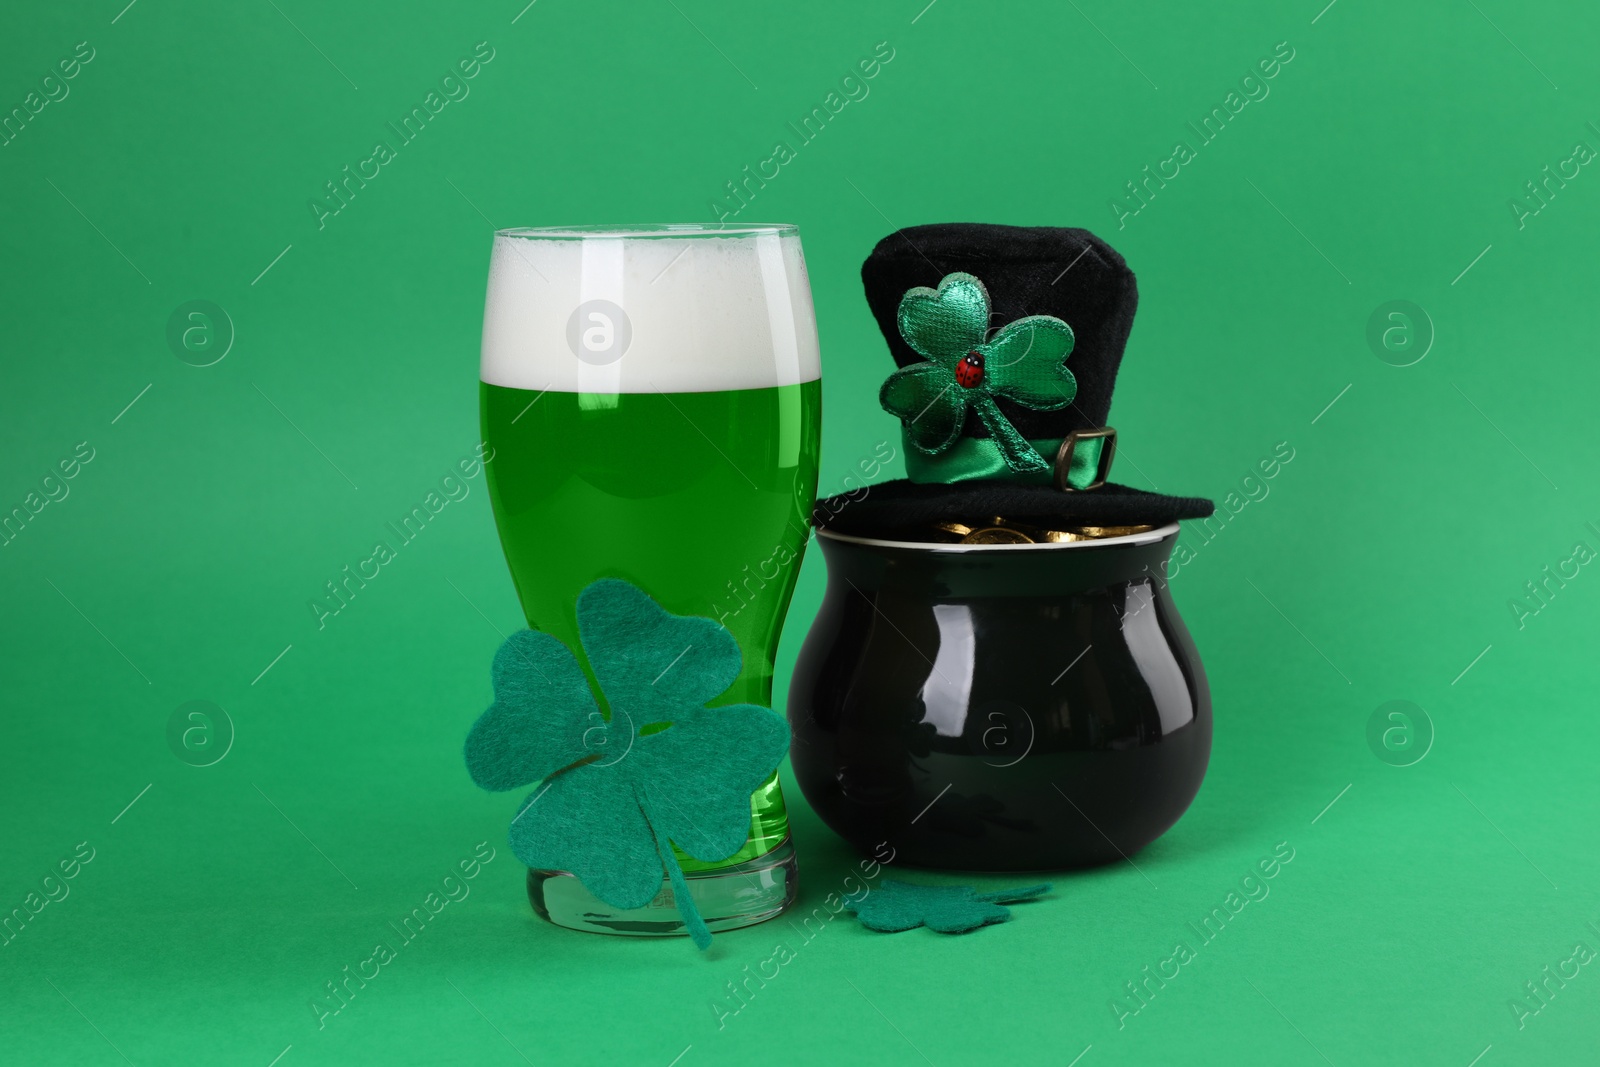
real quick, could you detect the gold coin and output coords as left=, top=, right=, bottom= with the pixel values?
left=961, top=526, right=1034, bottom=545
left=990, top=516, right=1049, bottom=538
left=1061, top=524, right=1156, bottom=539
left=933, top=521, right=974, bottom=537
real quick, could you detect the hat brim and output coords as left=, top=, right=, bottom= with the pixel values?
left=814, top=479, right=1213, bottom=540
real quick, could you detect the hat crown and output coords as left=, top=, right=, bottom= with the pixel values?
left=862, top=224, right=1138, bottom=437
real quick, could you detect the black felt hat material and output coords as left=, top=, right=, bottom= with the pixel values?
left=816, top=223, right=1214, bottom=539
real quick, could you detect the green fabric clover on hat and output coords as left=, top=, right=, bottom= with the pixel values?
left=881, top=271, right=1077, bottom=475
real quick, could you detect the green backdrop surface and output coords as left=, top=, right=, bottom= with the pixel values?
left=3, top=1, right=1599, bottom=1064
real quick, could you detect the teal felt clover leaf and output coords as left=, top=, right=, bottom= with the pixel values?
left=880, top=271, right=1077, bottom=474
left=846, top=879, right=1052, bottom=934
left=463, top=577, right=788, bottom=950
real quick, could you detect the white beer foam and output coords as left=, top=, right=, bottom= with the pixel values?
left=480, top=228, right=822, bottom=393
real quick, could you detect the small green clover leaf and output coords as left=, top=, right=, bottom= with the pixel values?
left=880, top=272, right=1076, bottom=474
left=845, top=879, right=1051, bottom=934
left=464, top=578, right=789, bottom=949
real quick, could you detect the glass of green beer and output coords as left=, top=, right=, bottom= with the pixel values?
left=478, top=224, right=821, bottom=936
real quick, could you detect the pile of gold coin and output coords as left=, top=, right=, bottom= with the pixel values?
left=930, top=517, right=1154, bottom=545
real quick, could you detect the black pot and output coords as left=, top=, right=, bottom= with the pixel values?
left=788, top=524, right=1209, bottom=872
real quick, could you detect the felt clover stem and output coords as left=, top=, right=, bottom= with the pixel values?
left=846, top=879, right=1052, bottom=934
left=647, top=787, right=711, bottom=948
left=879, top=271, right=1076, bottom=473
left=464, top=578, right=789, bottom=950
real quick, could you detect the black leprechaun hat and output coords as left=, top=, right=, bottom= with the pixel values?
left=815, top=223, right=1214, bottom=538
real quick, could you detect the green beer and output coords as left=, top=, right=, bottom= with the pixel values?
left=481, top=380, right=821, bottom=867
left=479, top=224, right=821, bottom=935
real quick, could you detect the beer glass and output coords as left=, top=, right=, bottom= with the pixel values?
left=479, top=224, right=820, bottom=936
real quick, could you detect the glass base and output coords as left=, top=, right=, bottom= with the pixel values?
left=527, top=838, right=797, bottom=937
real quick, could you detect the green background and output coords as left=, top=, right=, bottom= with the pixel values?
left=3, top=0, right=1598, bottom=1063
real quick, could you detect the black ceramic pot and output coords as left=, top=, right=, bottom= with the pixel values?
left=788, top=524, right=1209, bottom=872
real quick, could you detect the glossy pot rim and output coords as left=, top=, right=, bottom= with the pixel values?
left=817, top=521, right=1179, bottom=554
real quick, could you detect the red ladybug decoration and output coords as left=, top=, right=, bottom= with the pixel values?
left=956, top=351, right=985, bottom=388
